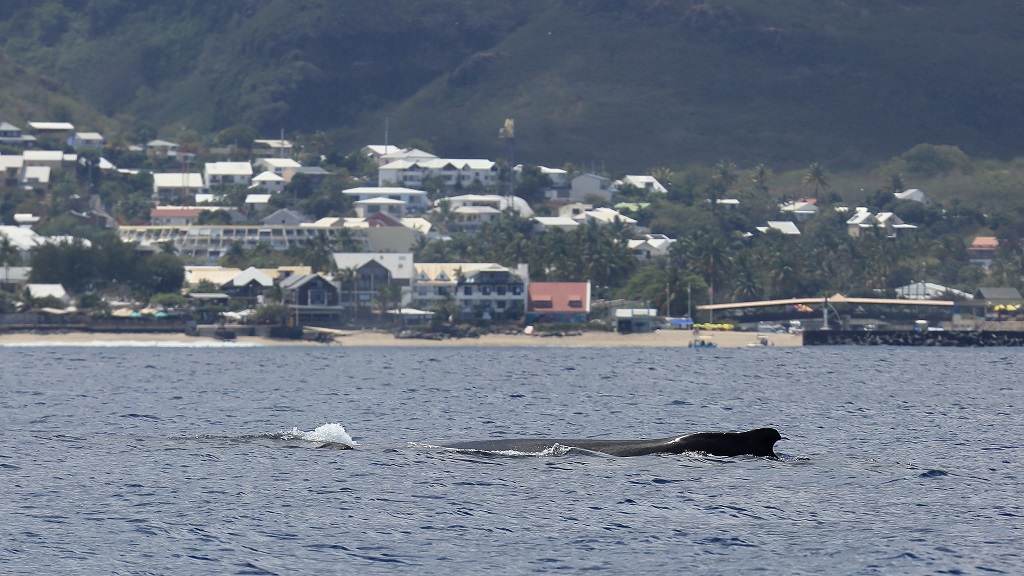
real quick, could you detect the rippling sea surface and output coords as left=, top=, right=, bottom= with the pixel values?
left=1, top=343, right=1022, bottom=575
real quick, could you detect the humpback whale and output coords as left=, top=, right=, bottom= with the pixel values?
left=440, top=427, right=782, bottom=458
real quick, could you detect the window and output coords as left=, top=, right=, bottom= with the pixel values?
left=568, top=300, right=583, bottom=308
left=531, top=300, right=552, bottom=309
left=496, top=285, right=507, bottom=296
left=512, top=286, right=523, bottom=295
left=464, top=286, right=473, bottom=296
left=481, top=286, right=492, bottom=295
left=308, top=289, right=327, bottom=306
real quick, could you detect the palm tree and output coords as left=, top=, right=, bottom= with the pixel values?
left=802, top=163, right=830, bottom=198
left=431, top=198, right=457, bottom=235
left=299, top=231, right=334, bottom=274
left=750, top=163, right=772, bottom=195
left=335, top=266, right=358, bottom=323
left=713, top=159, right=739, bottom=192
left=375, top=283, right=403, bottom=327
left=888, top=172, right=906, bottom=195
left=0, top=233, right=17, bottom=292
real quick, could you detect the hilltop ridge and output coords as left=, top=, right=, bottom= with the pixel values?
left=1, top=1, right=1023, bottom=171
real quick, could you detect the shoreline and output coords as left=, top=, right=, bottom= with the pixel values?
left=0, top=329, right=803, bottom=348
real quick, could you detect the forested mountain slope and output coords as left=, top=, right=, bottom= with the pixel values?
left=1, top=0, right=1023, bottom=171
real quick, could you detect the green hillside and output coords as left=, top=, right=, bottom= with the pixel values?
left=2, top=0, right=1023, bottom=171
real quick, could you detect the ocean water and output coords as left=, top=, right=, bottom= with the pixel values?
left=1, top=343, right=1021, bottom=575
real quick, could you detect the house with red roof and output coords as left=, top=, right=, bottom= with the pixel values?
left=525, top=281, right=591, bottom=324
left=969, top=236, right=998, bottom=266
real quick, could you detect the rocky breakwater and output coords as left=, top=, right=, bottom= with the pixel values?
left=804, top=330, right=1024, bottom=346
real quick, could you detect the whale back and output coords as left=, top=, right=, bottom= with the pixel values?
left=668, top=427, right=781, bottom=458
left=441, top=427, right=781, bottom=458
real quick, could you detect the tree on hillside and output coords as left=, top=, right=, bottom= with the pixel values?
left=138, top=252, right=185, bottom=296
left=802, top=162, right=830, bottom=198
left=888, top=172, right=906, bottom=194
left=750, top=163, right=772, bottom=196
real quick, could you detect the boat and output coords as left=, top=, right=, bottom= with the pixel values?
left=688, top=336, right=716, bottom=348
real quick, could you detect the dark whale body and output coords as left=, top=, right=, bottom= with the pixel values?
left=441, top=427, right=782, bottom=458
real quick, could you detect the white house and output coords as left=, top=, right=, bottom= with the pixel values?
left=379, top=158, right=498, bottom=189
left=569, top=173, right=614, bottom=202
left=628, top=233, right=676, bottom=260
left=757, top=221, right=801, bottom=235
left=146, top=139, right=179, bottom=158
left=412, top=262, right=528, bottom=320
left=254, top=157, right=301, bottom=175
left=21, top=166, right=51, bottom=191
left=204, top=161, right=253, bottom=188
left=249, top=170, right=285, bottom=193
left=354, top=197, right=407, bottom=219
left=619, top=175, right=668, bottom=194
left=894, top=188, right=933, bottom=205
left=23, top=150, right=70, bottom=170
left=152, top=173, right=205, bottom=204
left=67, top=132, right=105, bottom=151
left=533, top=216, right=579, bottom=231
left=846, top=208, right=917, bottom=238
left=343, top=186, right=429, bottom=212
left=573, top=206, right=637, bottom=226
left=27, top=283, right=71, bottom=304
left=780, top=199, right=819, bottom=220
left=333, top=252, right=417, bottom=310
left=0, top=121, right=36, bottom=146
left=557, top=202, right=592, bottom=219
left=0, top=155, right=23, bottom=184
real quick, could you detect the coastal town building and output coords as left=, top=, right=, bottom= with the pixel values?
left=145, top=139, right=180, bottom=159
left=67, top=132, right=105, bottom=151
left=249, top=171, right=285, bottom=193
left=968, top=236, right=998, bottom=266
left=619, top=175, right=668, bottom=194
left=282, top=166, right=330, bottom=186
left=628, top=233, right=676, bottom=260
left=845, top=208, right=917, bottom=238
left=204, top=162, right=253, bottom=188
left=525, top=281, right=591, bottom=324
left=333, top=252, right=417, bottom=317
left=152, top=173, right=205, bottom=204
left=757, top=221, right=801, bottom=235
left=118, top=224, right=369, bottom=262
left=378, top=158, right=497, bottom=189
left=412, top=262, right=528, bottom=321
left=894, top=188, right=933, bottom=205
left=281, top=273, right=340, bottom=323
left=254, top=157, right=301, bottom=175
left=0, top=121, right=36, bottom=146
left=23, top=150, right=74, bottom=170
left=343, top=186, right=428, bottom=213
left=568, top=173, right=614, bottom=202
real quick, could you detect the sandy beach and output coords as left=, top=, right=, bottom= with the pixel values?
left=0, top=329, right=802, bottom=348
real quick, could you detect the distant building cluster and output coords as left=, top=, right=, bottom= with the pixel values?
left=1, top=116, right=1000, bottom=328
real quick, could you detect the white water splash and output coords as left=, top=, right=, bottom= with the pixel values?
left=286, top=423, right=357, bottom=447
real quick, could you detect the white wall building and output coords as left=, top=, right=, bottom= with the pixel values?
left=379, top=158, right=498, bottom=189
left=204, top=161, right=253, bottom=188
left=343, top=186, right=429, bottom=212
